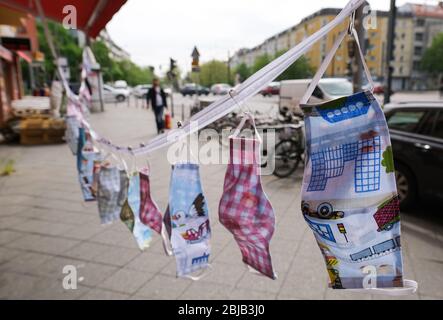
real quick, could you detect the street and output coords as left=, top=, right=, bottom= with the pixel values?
left=0, top=94, right=442, bottom=300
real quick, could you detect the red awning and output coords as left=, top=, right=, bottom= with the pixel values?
left=16, top=50, right=32, bottom=63
left=0, top=0, right=127, bottom=38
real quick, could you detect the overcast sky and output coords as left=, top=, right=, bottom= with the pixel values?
left=106, top=0, right=439, bottom=75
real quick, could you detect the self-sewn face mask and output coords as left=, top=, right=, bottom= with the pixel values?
left=219, top=115, right=277, bottom=279
left=166, top=163, right=211, bottom=278
left=139, top=168, right=163, bottom=234
left=65, top=115, right=80, bottom=155
left=96, top=165, right=122, bottom=225
left=120, top=173, right=153, bottom=250
left=77, top=127, right=100, bottom=202
left=300, top=29, right=416, bottom=293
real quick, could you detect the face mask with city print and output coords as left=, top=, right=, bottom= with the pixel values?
left=301, top=91, right=407, bottom=290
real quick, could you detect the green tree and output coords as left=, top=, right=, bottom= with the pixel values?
left=421, top=33, right=443, bottom=74
left=91, top=41, right=154, bottom=85
left=198, top=60, right=231, bottom=87
left=234, top=63, right=251, bottom=83
left=252, top=54, right=271, bottom=74
left=37, top=21, right=82, bottom=83
left=274, top=50, right=313, bottom=80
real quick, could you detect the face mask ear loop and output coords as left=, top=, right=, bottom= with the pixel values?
left=128, top=146, right=137, bottom=176
left=347, top=279, right=418, bottom=296
left=117, top=149, right=130, bottom=178
left=182, top=264, right=213, bottom=281
left=177, top=121, right=198, bottom=165
left=229, top=90, right=262, bottom=143
left=161, top=224, right=173, bottom=256
left=139, top=143, right=152, bottom=175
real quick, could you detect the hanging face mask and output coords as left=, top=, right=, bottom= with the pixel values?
left=139, top=168, right=163, bottom=234
left=120, top=173, right=153, bottom=251
left=300, top=28, right=417, bottom=294
left=65, top=115, right=80, bottom=155
left=77, top=127, right=100, bottom=202
left=166, top=163, right=211, bottom=279
left=219, top=114, right=277, bottom=280
left=96, top=164, right=123, bottom=225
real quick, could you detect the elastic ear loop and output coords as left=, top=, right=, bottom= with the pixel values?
left=229, top=91, right=263, bottom=143
left=160, top=222, right=173, bottom=257
left=182, top=264, right=213, bottom=281
left=347, top=279, right=418, bottom=296
left=176, top=121, right=199, bottom=165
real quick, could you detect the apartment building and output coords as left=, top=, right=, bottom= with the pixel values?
left=230, top=2, right=443, bottom=90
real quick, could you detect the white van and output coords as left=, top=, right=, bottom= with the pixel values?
left=279, top=78, right=353, bottom=115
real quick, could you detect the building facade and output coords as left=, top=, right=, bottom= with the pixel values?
left=230, top=3, right=443, bottom=90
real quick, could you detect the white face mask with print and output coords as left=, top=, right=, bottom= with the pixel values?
left=164, top=163, right=212, bottom=280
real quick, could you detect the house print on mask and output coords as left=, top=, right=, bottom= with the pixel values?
left=308, top=135, right=381, bottom=193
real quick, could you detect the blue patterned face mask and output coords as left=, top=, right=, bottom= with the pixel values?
left=120, top=173, right=153, bottom=251
left=300, top=28, right=417, bottom=295
left=164, top=163, right=211, bottom=279
left=77, top=127, right=100, bottom=202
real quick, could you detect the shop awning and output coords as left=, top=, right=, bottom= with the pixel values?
left=0, top=0, right=127, bottom=38
left=16, top=50, right=32, bottom=63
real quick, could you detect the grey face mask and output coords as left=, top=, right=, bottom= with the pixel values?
left=96, top=166, right=122, bottom=224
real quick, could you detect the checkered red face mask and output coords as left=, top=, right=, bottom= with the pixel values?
left=139, top=168, right=162, bottom=234
left=219, top=115, right=277, bottom=279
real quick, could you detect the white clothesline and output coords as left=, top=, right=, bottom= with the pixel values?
left=38, top=0, right=366, bottom=157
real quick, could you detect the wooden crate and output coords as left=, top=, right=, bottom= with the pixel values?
left=20, top=117, right=66, bottom=145
left=43, top=118, right=66, bottom=144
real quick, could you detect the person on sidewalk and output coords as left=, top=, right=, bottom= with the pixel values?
left=147, top=78, right=168, bottom=134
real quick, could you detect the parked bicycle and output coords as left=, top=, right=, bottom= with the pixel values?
left=268, top=109, right=306, bottom=178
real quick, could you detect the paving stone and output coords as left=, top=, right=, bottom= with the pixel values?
left=228, top=288, right=277, bottom=300
left=125, top=251, right=171, bottom=274
left=0, top=272, right=42, bottom=299
left=0, top=251, right=53, bottom=275
left=179, top=281, right=233, bottom=300
left=6, top=234, right=79, bottom=255
left=64, top=242, right=111, bottom=261
left=79, top=288, right=130, bottom=300
left=92, top=247, right=140, bottom=267
left=0, top=247, right=23, bottom=265
left=135, top=274, right=192, bottom=299
left=97, top=268, right=154, bottom=294
left=0, top=230, right=24, bottom=245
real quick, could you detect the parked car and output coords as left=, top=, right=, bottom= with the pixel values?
left=363, top=81, right=393, bottom=95
left=260, top=82, right=280, bottom=97
left=279, top=78, right=353, bottom=115
left=180, top=83, right=210, bottom=96
left=133, top=84, right=152, bottom=99
left=114, top=80, right=129, bottom=89
left=384, top=102, right=443, bottom=209
left=211, top=83, right=232, bottom=95
left=103, top=84, right=130, bottom=102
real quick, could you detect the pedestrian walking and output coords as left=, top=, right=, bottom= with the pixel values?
left=147, top=78, right=168, bottom=134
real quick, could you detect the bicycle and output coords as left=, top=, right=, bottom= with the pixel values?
left=269, top=111, right=306, bottom=178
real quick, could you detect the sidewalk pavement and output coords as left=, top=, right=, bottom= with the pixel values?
left=0, top=102, right=442, bottom=300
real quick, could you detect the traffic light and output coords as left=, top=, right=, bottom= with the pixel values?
left=170, top=58, right=177, bottom=72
